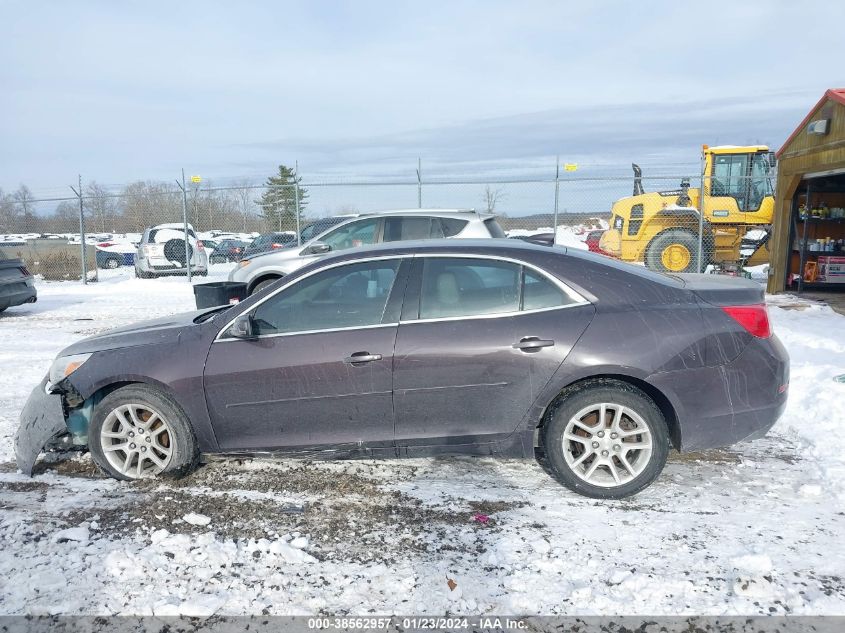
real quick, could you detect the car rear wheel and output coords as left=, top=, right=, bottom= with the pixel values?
left=541, top=380, right=669, bottom=498
left=105, top=257, right=121, bottom=269
left=89, top=385, right=199, bottom=481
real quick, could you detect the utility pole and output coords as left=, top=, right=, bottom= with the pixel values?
left=69, top=175, right=88, bottom=285
left=553, top=156, right=560, bottom=246
left=416, top=158, right=422, bottom=208
left=697, top=149, right=706, bottom=272
left=175, top=169, right=192, bottom=282
left=294, top=161, right=302, bottom=246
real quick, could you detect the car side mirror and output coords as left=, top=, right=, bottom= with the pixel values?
left=302, top=241, right=331, bottom=256
left=229, top=314, right=257, bottom=340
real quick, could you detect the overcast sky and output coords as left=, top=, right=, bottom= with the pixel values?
left=2, top=0, right=844, bottom=198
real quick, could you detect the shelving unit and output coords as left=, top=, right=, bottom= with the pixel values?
left=789, top=187, right=845, bottom=291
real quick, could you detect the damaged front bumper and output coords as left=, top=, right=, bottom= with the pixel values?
left=14, top=376, right=69, bottom=476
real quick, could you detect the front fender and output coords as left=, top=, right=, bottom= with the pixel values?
left=14, top=376, right=68, bottom=476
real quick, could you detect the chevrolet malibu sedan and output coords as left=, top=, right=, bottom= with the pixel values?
left=15, top=240, right=789, bottom=498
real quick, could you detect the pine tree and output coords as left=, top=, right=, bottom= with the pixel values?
left=257, top=165, right=308, bottom=231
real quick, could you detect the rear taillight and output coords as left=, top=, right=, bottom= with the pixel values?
left=271, top=243, right=283, bottom=249
left=97, top=242, right=114, bottom=248
left=721, top=304, right=771, bottom=338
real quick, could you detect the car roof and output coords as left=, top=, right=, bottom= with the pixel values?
left=313, top=238, right=556, bottom=265
left=355, top=208, right=493, bottom=220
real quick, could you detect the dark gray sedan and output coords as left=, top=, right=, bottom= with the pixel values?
left=15, top=240, right=789, bottom=498
left=0, top=255, right=37, bottom=313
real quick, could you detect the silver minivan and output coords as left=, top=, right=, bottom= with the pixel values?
left=229, top=209, right=506, bottom=294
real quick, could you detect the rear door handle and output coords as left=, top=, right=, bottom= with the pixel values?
left=344, top=351, right=383, bottom=365
left=513, top=337, right=555, bottom=352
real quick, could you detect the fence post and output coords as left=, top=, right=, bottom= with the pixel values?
left=416, top=158, right=422, bottom=208
left=553, top=156, right=560, bottom=246
left=294, top=161, right=301, bottom=246
left=178, top=169, right=192, bottom=282
left=69, top=175, right=88, bottom=285
left=697, top=151, right=705, bottom=272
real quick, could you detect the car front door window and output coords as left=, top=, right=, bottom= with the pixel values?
left=320, top=218, right=380, bottom=251
left=250, top=260, right=400, bottom=335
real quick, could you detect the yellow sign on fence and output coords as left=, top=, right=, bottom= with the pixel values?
left=190, top=175, right=202, bottom=184
left=563, top=163, right=578, bottom=172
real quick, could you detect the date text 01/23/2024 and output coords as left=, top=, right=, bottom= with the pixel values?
left=307, top=617, right=528, bottom=630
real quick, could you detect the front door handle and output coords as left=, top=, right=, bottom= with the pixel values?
left=513, top=337, right=555, bottom=352
left=344, top=351, right=383, bottom=365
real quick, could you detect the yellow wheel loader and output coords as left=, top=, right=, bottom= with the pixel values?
left=599, top=145, right=776, bottom=273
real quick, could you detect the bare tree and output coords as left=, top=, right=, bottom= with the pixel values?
left=13, top=185, right=38, bottom=232
left=84, top=181, right=117, bottom=233
left=119, top=181, right=181, bottom=232
left=48, top=200, right=81, bottom=233
left=0, top=188, right=19, bottom=233
left=481, top=185, right=506, bottom=214
left=231, top=180, right=257, bottom=232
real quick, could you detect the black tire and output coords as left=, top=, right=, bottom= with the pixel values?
left=540, top=379, right=669, bottom=499
left=89, top=384, right=199, bottom=481
left=644, top=228, right=706, bottom=273
left=163, top=239, right=193, bottom=265
left=250, top=277, right=281, bottom=295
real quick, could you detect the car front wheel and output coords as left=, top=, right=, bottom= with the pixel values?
left=89, top=384, right=199, bottom=481
left=541, top=380, right=669, bottom=499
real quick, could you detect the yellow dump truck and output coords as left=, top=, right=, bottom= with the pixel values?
left=599, top=145, right=776, bottom=272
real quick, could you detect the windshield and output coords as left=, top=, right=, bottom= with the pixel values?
left=302, top=217, right=346, bottom=242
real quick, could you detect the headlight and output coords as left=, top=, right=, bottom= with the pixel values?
left=49, top=353, right=92, bottom=384
left=238, top=259, right=251, bottom=268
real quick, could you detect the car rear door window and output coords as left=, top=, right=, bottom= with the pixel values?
left=417, top=257, right=575, bottom=320
left=383, top=217, right=431, bottom=242
left=522, top=268, right=570, bottom=311
left=251, top=260, right=400, bottom=335
left=419, top=258, right=520, bottom=319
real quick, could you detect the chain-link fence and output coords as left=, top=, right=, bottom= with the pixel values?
left=0, top=164, right=775, bottom=282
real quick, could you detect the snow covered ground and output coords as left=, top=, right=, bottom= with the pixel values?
left=0, top=266, right=844, bottom=616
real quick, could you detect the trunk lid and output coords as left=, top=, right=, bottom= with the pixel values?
left=676, top=273, right=764, bottom=306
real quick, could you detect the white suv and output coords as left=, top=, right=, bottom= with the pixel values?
left=230, top=209, right=506, bottom=294
left=135, top=223, right=208, bottom=279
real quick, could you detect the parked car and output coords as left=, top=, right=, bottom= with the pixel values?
left=134, top=223, right=208, bottom=279
left=16, top=240, right=788, bottom=498
left=95, top=240, right=137, bottom=269
left=230, top=209, right=507, bottom=295
left=585, top=229, right=614, bottom=256
left=209, top=239, right=249, bottom=264
left=510, top=232, right=555, bottom=247
left=240, top=232, right=297, bottom=259
left=0, top=254, right=37, bottom=312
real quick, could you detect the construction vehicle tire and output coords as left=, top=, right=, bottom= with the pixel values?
left=644, top=229, right=706, bottom=273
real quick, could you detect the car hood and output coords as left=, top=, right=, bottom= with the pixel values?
left=244, top=246, right=304, bottom=264
left=58, top=309, right=217, bottom=356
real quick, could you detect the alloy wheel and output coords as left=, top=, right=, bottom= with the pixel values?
left=561, top=403, right=653, bottom=487
left=100, top=403, right=173, bottom=478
